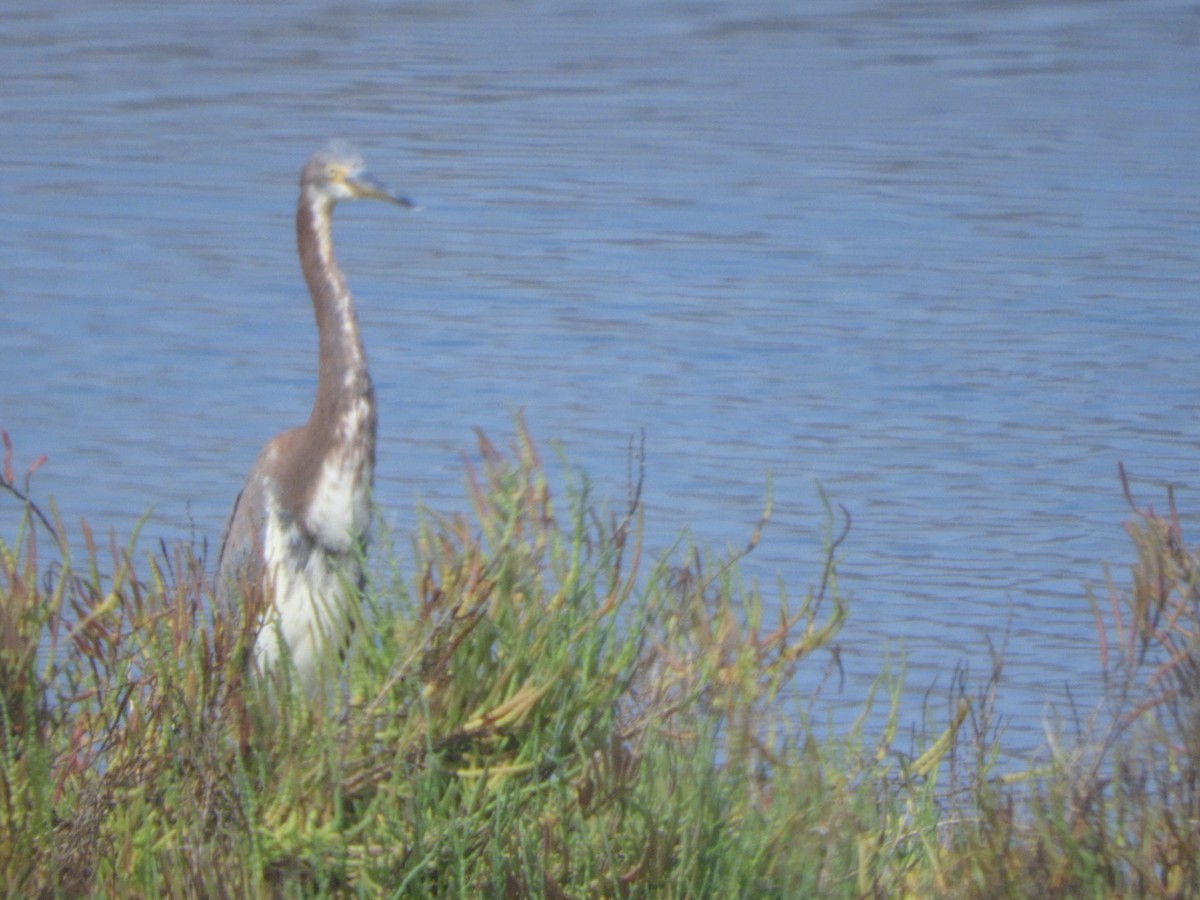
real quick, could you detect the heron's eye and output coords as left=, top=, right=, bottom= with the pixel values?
left=327, top=166, right=340, bottom=180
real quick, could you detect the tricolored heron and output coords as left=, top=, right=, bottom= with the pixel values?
left=215, top=144, right=413, bottom=695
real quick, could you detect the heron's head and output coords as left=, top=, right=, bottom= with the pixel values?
left=302, top=142, right=415, bottom=209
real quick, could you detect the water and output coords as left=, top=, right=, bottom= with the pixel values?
left=2, top=0, right=1198, bottom=759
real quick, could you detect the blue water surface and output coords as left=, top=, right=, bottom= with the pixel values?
left=2, top=0, right=1198, bottom=759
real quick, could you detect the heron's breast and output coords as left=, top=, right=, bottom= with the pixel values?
left=304, top=451, right=372, bottom=552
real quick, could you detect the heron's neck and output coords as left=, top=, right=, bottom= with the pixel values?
left=296, top=194, right=377, bottom=458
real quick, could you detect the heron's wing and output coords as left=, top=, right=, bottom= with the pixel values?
left=215, top=467, right=268, bottom=612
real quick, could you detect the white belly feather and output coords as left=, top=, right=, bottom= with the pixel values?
left=256, top=452, right=369, bottom=695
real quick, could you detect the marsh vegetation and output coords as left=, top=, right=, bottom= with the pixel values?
left=2, top=423, right=1198, bottom=897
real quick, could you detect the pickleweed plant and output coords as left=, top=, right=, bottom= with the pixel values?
left=6, top=423, right=1200, bottom=897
